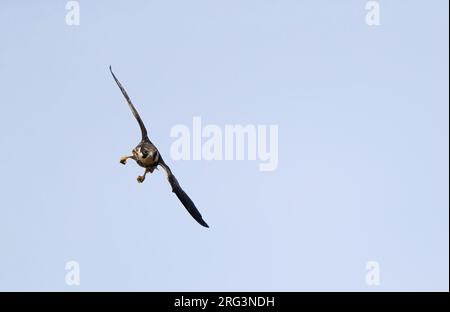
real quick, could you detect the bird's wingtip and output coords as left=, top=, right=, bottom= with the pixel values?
left=200, top=219, right=210, bottom=228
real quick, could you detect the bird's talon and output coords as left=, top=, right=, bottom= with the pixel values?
left=137, top=176, right=145, bottom=183
left=120, top=157, right=128, bottom=165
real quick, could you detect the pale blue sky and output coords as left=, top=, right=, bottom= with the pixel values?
left=0, top=1, right=448, bottom=291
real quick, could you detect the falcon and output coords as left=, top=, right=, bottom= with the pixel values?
left=110, top=66, right=209, bottom=228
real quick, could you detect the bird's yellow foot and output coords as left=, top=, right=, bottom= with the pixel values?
left=120, top=157, right=128, bottom=165
left=137, top=176, right=145, bottom=183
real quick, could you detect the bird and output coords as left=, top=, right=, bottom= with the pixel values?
left=109, top=66, right=209, bottom=228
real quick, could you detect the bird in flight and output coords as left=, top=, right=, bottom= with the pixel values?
left=109, top=66, right=209, bottom=228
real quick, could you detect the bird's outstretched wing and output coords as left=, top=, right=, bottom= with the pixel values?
left=109, top=66, right=148, bottom=140
left=159, top=158, right=209, bottom=228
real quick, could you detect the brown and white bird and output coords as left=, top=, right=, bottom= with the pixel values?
left=110, top=66, right=209, bottom=228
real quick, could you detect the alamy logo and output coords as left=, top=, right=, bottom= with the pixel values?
left=365, top=261, right=381, bottom=286
left=65, top=1, right=80, bottom=26
left=65, top=260, right=80, bottom=286
left=170, top=117, right=279, bottom=172
left=365, top=1, right=381, bottom=26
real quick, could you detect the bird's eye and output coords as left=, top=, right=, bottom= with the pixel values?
left=142, top=151, right=148, bottom=158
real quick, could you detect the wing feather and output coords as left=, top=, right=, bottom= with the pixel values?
left=159, top=159, right=209, bottom=228
left=109, top=66, right=148, bottom=140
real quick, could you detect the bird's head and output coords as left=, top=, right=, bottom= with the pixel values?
left=133, top=145, right=158, bottom=163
